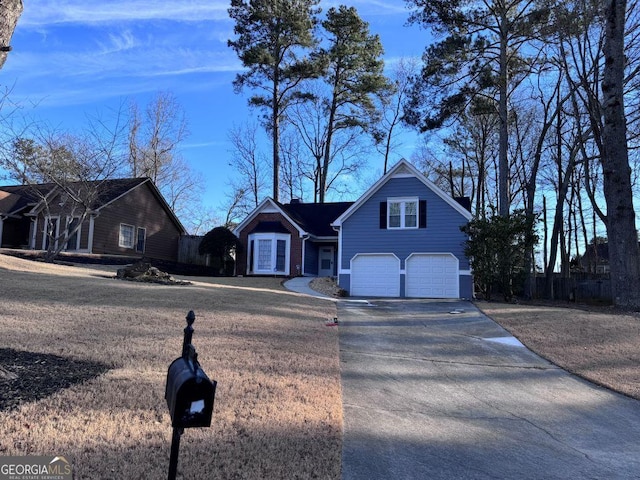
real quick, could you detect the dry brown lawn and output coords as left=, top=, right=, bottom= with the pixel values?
left=0, top=254, right=342, bottom=479
left=478, top=301, right=640, bottom=401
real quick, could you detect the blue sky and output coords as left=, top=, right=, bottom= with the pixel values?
left=0, top=1, right=427, bottom=219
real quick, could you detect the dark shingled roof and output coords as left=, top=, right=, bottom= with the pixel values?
left=90, top=178, right=149, bottom=210
left=0, top=183, right=56, bottom=215
left=0, top=178, right=149, bottom=214
left=278, top=200, right=354, bottom=237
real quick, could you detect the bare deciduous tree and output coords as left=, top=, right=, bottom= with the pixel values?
left=376, top=58, right=417, bottom=174
left=227, top=122, right=268, bottom=208
left=127, top=92, right=189, bottom=185
left=127, top=92, right=207, bottom=233
left=0, top=112, right=128, bottom=261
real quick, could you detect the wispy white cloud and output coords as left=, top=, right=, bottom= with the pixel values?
left=7, top=44, right=240, bottom=81
left=2, top=1, right=242, bottom=109
left=98, top=30, right=138, bottom=55
left=19, top=1, right=230, bottom=27
left=183, top=140, right=227, bottom=150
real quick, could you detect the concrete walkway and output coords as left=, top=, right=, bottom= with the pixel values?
left=338, top=299, right=640, bottom=480
left=283, top=276, right=336, bottom=300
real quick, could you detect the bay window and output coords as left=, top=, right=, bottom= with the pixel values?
left=249, top=233, right=290, bottom=275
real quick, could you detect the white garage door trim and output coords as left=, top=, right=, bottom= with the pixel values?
left=350, top=253, right=400, bottom=297
left=406, top=253, right=459, bottom=299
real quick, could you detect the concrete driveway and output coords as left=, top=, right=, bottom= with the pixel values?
left=338, top=299, right=640, bottom=480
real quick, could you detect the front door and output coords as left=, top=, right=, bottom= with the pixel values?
left=318, top=246, right=335, bottom=277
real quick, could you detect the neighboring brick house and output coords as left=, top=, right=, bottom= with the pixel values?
left=233, top=198, right=353, bottom=277
left=0, top=178, right=186, bottom=262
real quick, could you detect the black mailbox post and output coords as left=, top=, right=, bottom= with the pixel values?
left=165, top=311, right=216, bottom=480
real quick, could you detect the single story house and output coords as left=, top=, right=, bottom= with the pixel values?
left=233, top=198, right=353, bottom=277
left=235, top=159, right=473, bottom=299
left=0, top=178, right=186, bottom=262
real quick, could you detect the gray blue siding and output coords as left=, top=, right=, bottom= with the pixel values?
left=304, top=239, right=319, bottom=275
left=339, top=177, right=472, bottom=298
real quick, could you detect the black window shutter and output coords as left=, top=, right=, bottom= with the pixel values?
left=419, top=200, right=427, bottom=228
left=379, top=202, right=387, bottom=229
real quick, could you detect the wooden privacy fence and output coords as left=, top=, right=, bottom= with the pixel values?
left=177, top=235, right=210, bottom=266
left=532, top=274, right=612, bottom=302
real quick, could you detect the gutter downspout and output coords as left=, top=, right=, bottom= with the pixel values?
left=331, top=225, right=342, bottom=280
left=300, top=234, right=309, bottom=276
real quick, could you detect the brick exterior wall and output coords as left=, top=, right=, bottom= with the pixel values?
left=236, top=212, right=302, bottom=276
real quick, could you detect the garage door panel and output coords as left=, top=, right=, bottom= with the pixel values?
left=406, top=254, right=459, bottom=299
left=351, top=254, right=400, bottom=297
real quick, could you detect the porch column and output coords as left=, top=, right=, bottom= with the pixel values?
left=29, top=218, right=36, bottom=249
left=87, top=215, right=95, bottom=254
left=301, top=236, right=307, bottom=276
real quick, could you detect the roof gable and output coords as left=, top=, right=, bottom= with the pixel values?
left=234, top=198, right=353, bottom=238
left=233, top=198, right=306, bottom=237
left=332, top=159, right=472, bottom=226
left=91, top=178, right=149, bottom=210
left=96, top=178, right=186, bottom=234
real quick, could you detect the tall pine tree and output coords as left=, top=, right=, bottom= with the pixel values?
left=228, top=0, right=321, bottom=201
left=315, top=6, right=390, bottom=203
left=405, top=0, right=550, bottom=216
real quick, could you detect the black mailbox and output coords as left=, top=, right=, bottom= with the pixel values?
left=165, top=355, right=216, bottom=428
left=166, top=311, right=217, bottom=480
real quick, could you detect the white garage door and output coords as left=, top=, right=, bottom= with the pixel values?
left=406, top=253, right=459, bottom=299
left=351, top=254, right=400, bottom=297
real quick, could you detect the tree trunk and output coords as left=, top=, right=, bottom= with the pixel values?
left=272, top=90, right=281, bottom=202
left=320, top=92, right=338, bottom=204
left=498, top=14, right=510, bottom=217
left=0, top=0, right=23, bottom=70
left=601, top=0, right=640, bottom=308
left=544, top=150, right=578, bottom=299
left=522, top=79, right=561, bottom=299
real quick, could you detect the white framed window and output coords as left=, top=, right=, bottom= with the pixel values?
left=248, top=233, right=290, bottom=275
left=119, top=223, right=135, bottom=248
left=388, top=198, right=419, bottom=229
